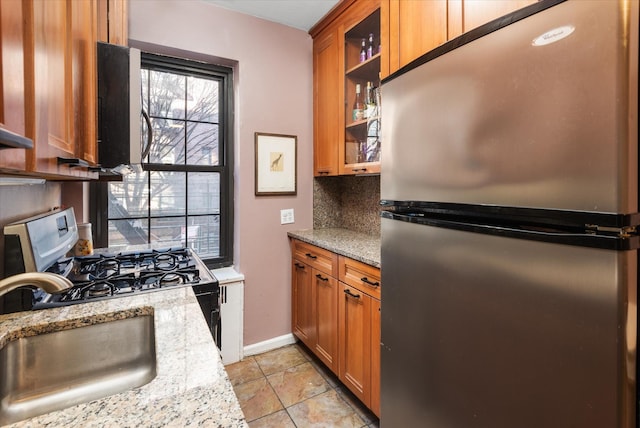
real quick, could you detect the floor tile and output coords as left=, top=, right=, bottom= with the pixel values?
left=226, top=342, right=379, bottom=427
left=232, top=377, right=283, bottom=422
left=225, top=357, right=264, bottom=386
left=267, top=362, right=330, bottom=407
left=254, top=344, right=307, bottom=375
left=248, top=409, right=296, bottom=428
left=287, top=389, right=366, bottom=428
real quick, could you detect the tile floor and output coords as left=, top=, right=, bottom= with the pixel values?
left=225, top=342, right=380, bottom=428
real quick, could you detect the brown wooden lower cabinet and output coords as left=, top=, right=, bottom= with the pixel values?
left=290, top=238, right=380, bottom=417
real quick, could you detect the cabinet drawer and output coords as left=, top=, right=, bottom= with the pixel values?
left=339, top=256, right=381, bottom=299
left=292, top=240, right=337, bottom=276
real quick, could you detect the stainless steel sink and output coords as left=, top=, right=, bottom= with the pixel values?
left=0, top=313, right=157, bottom=425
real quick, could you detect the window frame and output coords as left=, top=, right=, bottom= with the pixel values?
left=90, top=52, right=234, bottom=269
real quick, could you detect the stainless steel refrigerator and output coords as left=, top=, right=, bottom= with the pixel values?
left=379, top=1, right=639, bottom=427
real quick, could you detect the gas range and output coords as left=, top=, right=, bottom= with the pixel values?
left=1, top=208, right=220, bottom=346
left=35, top=247, right=216, bottom=309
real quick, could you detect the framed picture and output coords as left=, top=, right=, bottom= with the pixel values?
left=255, top=132, right=297, bottom=196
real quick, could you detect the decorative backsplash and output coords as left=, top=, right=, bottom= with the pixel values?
left=313, top=175, right=380, bottom=236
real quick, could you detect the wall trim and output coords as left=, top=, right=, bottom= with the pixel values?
left=243, top=333, right=297, bottom=356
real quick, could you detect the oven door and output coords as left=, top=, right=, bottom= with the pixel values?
left=192, top=282, right=221, bottom=348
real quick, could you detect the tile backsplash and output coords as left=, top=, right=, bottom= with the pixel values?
left=313, top=175, right=380, bottom=236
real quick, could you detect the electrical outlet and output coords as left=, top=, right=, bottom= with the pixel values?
left=280, top=208, right=294, bottom=225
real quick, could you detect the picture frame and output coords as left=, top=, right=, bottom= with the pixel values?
left=254, top=132, right=297, bottom=196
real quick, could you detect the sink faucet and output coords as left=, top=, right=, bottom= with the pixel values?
left=0, top=272, right=73, bottom=297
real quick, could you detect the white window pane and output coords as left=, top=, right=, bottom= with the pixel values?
left=187, top=76, right=218, bottom=122
left=108, top=171, right=149, bottom=218
left=185, top=215, right=220, bottom=258
left=148, top=118, right=185, bottom=164
left=188, top=173, right=220, bottom=215
left=151, top=217, right=185, bottom=247
left=149, top=71, right=185, bottom=119
left=108, top=219, right=148, bottom=250
left=150, top=171, right=186, bottom=216
left=186, top=123, right=219, bottom=165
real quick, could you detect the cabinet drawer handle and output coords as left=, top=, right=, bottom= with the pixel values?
left=360, top=277, right=380, bottom=287
left=344, top=289, right=360, bottom=299
left=57, top=157, right=90, bottom=168
left=294, top=262, right=306, bottom=269
left=305, top=253, right=317, bottom=260
left=315, top=274, right=329, bottom=282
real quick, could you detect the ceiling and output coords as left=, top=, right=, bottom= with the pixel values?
left=203, top=0, right=340, bottom=31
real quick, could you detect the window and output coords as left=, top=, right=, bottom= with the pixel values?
left=92, top=53, right=234, bottom=268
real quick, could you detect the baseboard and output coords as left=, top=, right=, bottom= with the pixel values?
left=243, top=333, right=297, bottom=357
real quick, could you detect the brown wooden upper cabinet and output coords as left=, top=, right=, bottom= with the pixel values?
left=0, top=0, right=127, bottom=180
left=0, top=0, right=30, bottom=173
left=380, top=0, right=537, bottom=78
left=97, top=0, right=128, bottom=45
left=312, top=0, right=535, bottom=175
left=311, top=0, right=381, bottom=177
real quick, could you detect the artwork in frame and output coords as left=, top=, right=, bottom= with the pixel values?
left=254, top=132, right=297, bottom=196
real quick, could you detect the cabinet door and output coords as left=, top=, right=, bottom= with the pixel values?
left=97, top=0, right=128, bottom=45
left=387, top=0, right=447, bottom=74
left=313, top=27, right=340, bottom=176
left=370, top=298, right=381, bottom=417
left=292, top=260, right=315, bottom=348
left=314, top=269, right=338, bottom=372
left=448, top=0, right=537, bottom=39
left=0, top=0, right=30, bottom=172
left=31, top=0, right=97, bottom=178
left=339, top=283, right=372, bottom=406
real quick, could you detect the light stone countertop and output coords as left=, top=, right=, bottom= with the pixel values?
left=0, top=287, right=248, bottom=428
left=287, top=228, right=381, bottom=268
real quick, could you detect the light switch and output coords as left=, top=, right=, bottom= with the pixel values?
left=280, top=208, right=294, bottom=225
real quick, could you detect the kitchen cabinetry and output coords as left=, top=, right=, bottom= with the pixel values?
left=447, top=0, right=537, bottom=39
left=311, top=0, right=381, bottom=177
left=381, top=0, right=447, bottom=78
left=31, top=0, right=98, bottom=178
left=380, top=0, right=537, bottom=78
left=290, top=238, right=380, bottom=416
left=291, top=240, right=339, bottom=371
left=97, top=0, right=128, bottom=45
left=0, top=0, right=120, bottom=179
left=312, top=28, right=340, bottom=176
left=338, top=256, right=380, bottom=416
left=0, top=0, right=30, bottom=172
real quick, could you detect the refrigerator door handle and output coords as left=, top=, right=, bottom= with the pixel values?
left=381, top=210, right=640, bottom=251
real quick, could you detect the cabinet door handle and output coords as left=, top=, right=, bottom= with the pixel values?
left=360, top=277, right=380, bottom=287
left=344, top=289, right=361, bottom=299
left=315, top=274, right=329, bottom=282
left=294, top=262, right=306, bottom=269
left=352, top=167, right=368, bottom=173
left=305, top=253, right=317, bottom=260
left=57, top=157, right=90, bottom=168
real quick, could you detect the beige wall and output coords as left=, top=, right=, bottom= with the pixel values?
left=129, top=0, right=314, bottom=346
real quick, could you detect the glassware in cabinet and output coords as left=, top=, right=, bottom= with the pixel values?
left=344, top=8, right=381, bottom=173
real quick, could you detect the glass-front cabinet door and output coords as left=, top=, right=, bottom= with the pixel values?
left=343, top=9, right=381, bottom=175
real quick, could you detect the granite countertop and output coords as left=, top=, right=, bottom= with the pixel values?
left=0, top=287, right=248, bottom=427
left=287, top=228, right=381, bottom=268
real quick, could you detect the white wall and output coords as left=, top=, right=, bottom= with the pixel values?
left=129, top=0, right=314, bottom=346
